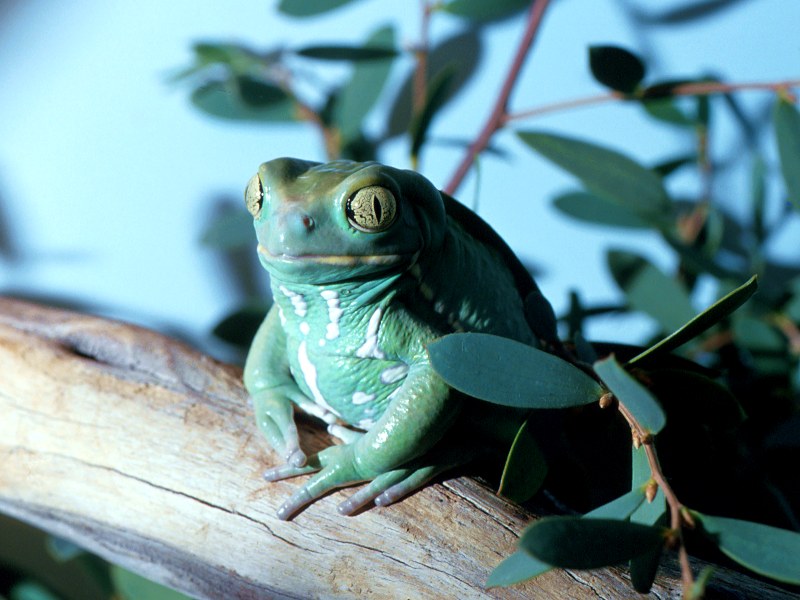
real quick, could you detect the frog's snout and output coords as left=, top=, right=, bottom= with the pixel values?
left=280, top=207, right=316, bottom=237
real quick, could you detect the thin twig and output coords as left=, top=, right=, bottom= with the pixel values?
left=443, top=0, right=552, bottom=195
left=616, top=399, right=695, bottom=593
left=507, top=79, right=800, bottom=123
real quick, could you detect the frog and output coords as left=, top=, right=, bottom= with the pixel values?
left=243, top=157, right=564, bottom=520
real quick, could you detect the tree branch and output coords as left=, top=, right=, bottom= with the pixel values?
left=0, top=297, right=795, bottom=599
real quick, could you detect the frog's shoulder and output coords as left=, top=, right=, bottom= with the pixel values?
left=440, top=191, right=538, bottom=300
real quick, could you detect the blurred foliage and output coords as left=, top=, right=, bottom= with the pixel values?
left=6, top=0, right=799, bottom=597
left=177, top=0, right=799, bottom=593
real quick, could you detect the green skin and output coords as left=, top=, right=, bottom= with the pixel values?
left=243, top=157, right=543, bottom=520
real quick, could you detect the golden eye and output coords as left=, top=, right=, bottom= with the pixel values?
left=346, top=186, right=397, bottom=232
left=245, top=174, right=263, bottom=218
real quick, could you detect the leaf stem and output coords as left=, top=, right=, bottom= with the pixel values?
left=616, top=398, right=696, bottom=592
left=443, top=0, right=552, bottom=195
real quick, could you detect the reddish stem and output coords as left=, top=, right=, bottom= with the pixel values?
left=443, top=0, right=552, bottom=195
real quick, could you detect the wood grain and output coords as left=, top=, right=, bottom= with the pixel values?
left=0, top=297, right=796, bottom=599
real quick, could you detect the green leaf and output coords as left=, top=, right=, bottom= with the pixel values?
left=278, top=0, right=361, bottom=17
left=695, top=513, right=800, bottom=584
left=498, top=419, right=547, bottom=503
left=201, top=208, right=253, bottom=250
left=486, top=550, right=551, bottom=588
left=773, top=98, right=800, bottom=210
left=629, top=447, right=667, bottom=593
left=410, top=66, right=456, bottom=160
left=46, top=535, right=85, bottom=561
left=520, top=517, right=666, bottom=569
left=333, top=26, right=396, bottom=142
left=553, top=191, right=654, bottom=229
left=585, top=488, right=646, bottom=520
left=751, top=155, right=767, bottom=243
left=429, top=333, right=604, bottom=409
left=652, top=154, right=696, bottom=178
left=642, top=98, right=696, bottom=127
left=594, top=355, right=665, bottom=435
left=296, top=45, right=397, bottom=61
left=628, top=275, right=757, bottom=365
left=191, top=80, right=296, bottom=122
left=588, top=46, right=646, bottom=94
left=607, top=250, right=695, bottom=333
left=386, top=30, right=481, bottom=138
left=647, top=369, right=745, bottom=428
left=687, top=566, right=716, bottom=600
left=9, top=581, right=61, bottom=600
left=442, top=0, right=532, bottom=22
left=517, top=131, right=670, bottom=220
left=212, top=303, right=271, bottom=348
left=112, top=566, right=191, bottom=600
left=488, top=487, right=647, bottom=588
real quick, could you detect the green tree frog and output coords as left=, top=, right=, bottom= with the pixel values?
left=243, top=158, right=560, bottom=520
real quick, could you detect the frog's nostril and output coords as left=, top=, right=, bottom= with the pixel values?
left=301, top=215, right=315, bottom=231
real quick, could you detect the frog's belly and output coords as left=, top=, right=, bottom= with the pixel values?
left=287, top=340, right=409, bottom=429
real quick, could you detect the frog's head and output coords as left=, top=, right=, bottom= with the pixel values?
left=245, top=157, right=446, bottom=284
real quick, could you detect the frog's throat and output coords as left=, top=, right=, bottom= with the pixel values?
left=257, top=244, right=417, bottom=267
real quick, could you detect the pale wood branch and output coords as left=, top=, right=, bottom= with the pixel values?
left=0, top=297, right=795, bottom=599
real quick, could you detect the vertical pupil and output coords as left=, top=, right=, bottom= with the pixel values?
left=372, top=194, right=382, bottom=222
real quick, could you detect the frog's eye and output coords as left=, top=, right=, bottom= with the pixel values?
left=346, top=186, right=397, bottom=232
left=245, top=174, right=263, bottom=218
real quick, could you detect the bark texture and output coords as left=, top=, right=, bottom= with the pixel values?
left=0, top=297, right=795, bottom=599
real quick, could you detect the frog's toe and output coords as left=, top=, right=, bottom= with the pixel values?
left=286, top=447, right=307, bottom=467
left=337, top=470, right=411, bottom=516
left=263, top=462, right=318, bottom=482
left=374, top=464, right=442, bottom=507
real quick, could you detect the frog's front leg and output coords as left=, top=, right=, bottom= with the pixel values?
left=266, top=360, right=459, bottom=520
left=244, top=305, right=310, bottom=467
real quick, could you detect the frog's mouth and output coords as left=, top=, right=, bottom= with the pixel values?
left=257, top=244, right=417, bottom=267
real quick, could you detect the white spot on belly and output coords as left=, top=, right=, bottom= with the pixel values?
left=299, top=322, right=310, bottom=335
left=279, top=285, right=307, bottom=317
left=380, top=363, right=409, bottom=384
left=321, top=289, right=343, bottom=340
left=357, top=417, right=376, bottom=430
left=352, top=391, right=376, bottom=405
left=278, top=307, right=286, bottom=326
left=356, top=308, right=385, bottom=359
left=297, top=341, right=339, bottom=417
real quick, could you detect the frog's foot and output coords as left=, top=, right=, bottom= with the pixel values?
left=253, top=391, right=307, bottom=467
left=337, top=446, right=477, bottom=516
left=264, top=444, right=365, bottom=520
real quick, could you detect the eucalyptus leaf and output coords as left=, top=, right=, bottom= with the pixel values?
left=520, top=517, right=666, bottom=569
left=589, top=46, right=646, bottom=94
left=585, top=487, right=646, bottom=520
left=642, top=98, right=696, bottom=127
left=442, top=0, right=533, bottom=22
left=517, top=131, right=670, bottom=219
left=386, top=30, right=481, bottom=138
left=594, top=355, right=666, bottom=435
left=773, top=98, right=800, bottom=210
left=410, top=66, right=456, bottom=160
left=213, top=303, right=271, bottom=348
left=111, top=565, right=191, bottom=600
left=498, top=419, right=547, bottom=503
left=695, top=513, right=800, bottom=584
left=630, top=0, right=755, bottom=25
left=334, top=26, right=396, bottom=142
left=191, top=81, right=296, bottom=122
left=751, top=155, right=767, bottom=243
left=278, top=0, right=362, bottom=17
left=629, top=447, right=666, bottom=593
left=488, top=487, right=647, bottom=588
left=201, top=209, right=253, bottom=250
left=652, top=155, right=696, bottom=178
left=428, top=333, right=603, bottom=409
left=236, top=76, right=289, bottom=107
left=628, top=275, right=757, bottom=365
left=296, top=45, right=397, bottom=61
left=486, top=550, right=551, bottom=588
left=607, top=250, right=695, bottom=334
left=9, top=581, right=61, bottom=600
left=553, top=191, right=654, bottom=229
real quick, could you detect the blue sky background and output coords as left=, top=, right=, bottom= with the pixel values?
left=0, top=1, right=798, bottom=357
